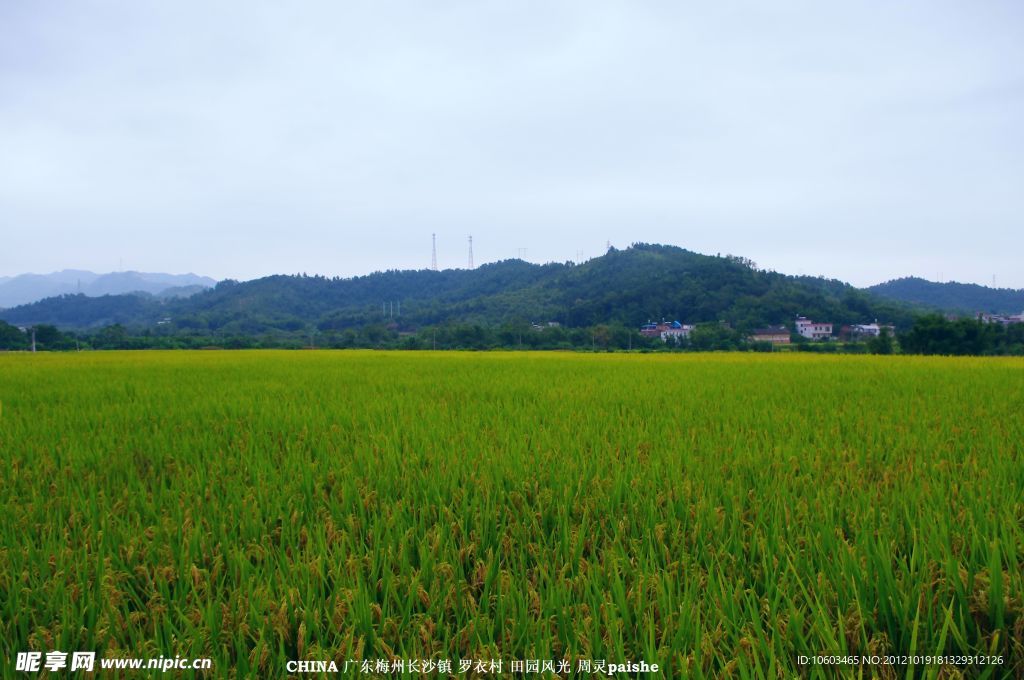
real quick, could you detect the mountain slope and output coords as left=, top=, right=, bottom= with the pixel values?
left=868, top=277, right=1024, bottom=315
left=1, top=244, right=918, bottom=332
left=0, top=270, right=216, bottom=308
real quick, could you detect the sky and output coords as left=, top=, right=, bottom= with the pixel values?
left=1, top=1, right=1022, bottom=288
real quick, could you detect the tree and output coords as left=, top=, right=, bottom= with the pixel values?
left=94, top=324, right=129, bottom=349
left=867, top=327, right=894, bottom=355
left=32, top=324, right=69, bottom=350
left=688, top=323, right=742, bottom=351
left=497, top=319, right=531, bottom=348
left=0, top=321, right=27, bottom=350
left=899, top=315, right=1020, bottom=356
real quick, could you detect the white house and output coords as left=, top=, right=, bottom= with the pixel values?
left=850, top=322, right=895, bottom=337
left=661, top=324, right=695, bottom=342
left=795, top=316, right=833, bottom=340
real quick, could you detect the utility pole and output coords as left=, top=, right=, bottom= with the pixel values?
left=468, top=235, right=474, bottom=269
left=31, top=328, right=36, bottom=353
left=431, top=233, right=438, bottom=271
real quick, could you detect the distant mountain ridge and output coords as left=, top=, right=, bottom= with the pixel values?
left=868, top=277, right=1024, bottom=315
left=0, top=244, right=918, bottom=332
left=0, top=270, right=216, bottom=308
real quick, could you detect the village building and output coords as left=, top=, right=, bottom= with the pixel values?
left=661, top=323, right=695, bottom=342
left=639, top=322, right=661, bottom=338
left=839, top=321, right=896, bottom=340
left=749, top=326, right=790, bottom=344
left=852, top=322, right=882, bottom=337
left=795, top=316, right=833, bottom=340
left=640, top=320, right=694, bottom=342
left=978, top=312, right=1024, bottom=325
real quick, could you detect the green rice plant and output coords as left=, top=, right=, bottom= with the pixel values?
left=0, top=351, right=1021, bottom=678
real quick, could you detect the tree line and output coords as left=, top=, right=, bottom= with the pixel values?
left=6, top=316, right=1020, bottom=355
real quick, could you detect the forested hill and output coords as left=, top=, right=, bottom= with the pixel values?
left=868, top=277, right=1024, bottom=315
left=1, top=244, right=917, bottom=332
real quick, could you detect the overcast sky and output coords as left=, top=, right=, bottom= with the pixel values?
left=2, top=1, right=1022, bottom=287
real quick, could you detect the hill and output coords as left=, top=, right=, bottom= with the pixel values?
left=0, top=270, right=216, bottom=308
left=0, top=244, right=916, bottom=333
left=868, top=277, right=1024, bottom=315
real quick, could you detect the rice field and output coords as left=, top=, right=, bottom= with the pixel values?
left=0, top=351, right=1022, bottom=678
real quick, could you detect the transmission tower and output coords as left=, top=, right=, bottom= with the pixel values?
left=431, top=233, right=438, bottom=271
left=468, top=235, right=474, bottom=269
